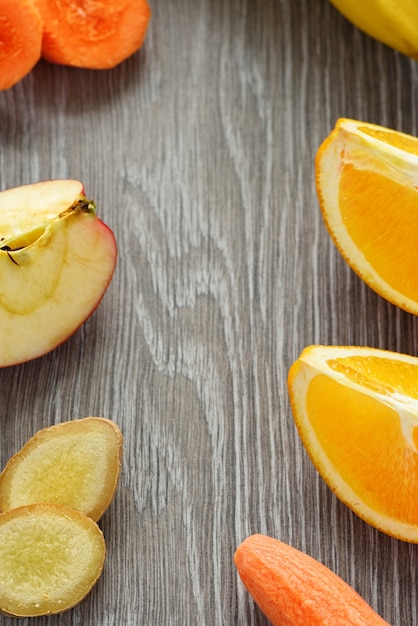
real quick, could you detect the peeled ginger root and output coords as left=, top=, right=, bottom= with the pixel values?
left=0, top=503, right=106, bottom=617
left=0, top=417, right=123, bottom=521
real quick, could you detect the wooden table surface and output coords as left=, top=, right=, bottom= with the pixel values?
left=1, top=1, right=418, bottom=624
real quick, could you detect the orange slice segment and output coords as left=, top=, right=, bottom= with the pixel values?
left=315, top=118, right=418, bottom=315
left=288, top=345, right=418, bottom=542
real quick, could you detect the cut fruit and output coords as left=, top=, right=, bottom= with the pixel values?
left=288, top=345, right=418, bottom=543
left=0, top=503, right=105, bottom=617
left=0, top=180, right=117, bottom=367
left=0, top=417, right=123, bottom=521
left=315, top=118, right=418, bottom=315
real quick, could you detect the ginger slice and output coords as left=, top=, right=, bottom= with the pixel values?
left=0, top=417, right=123, bottom=521
left=0, top=503, right=105, bottom=617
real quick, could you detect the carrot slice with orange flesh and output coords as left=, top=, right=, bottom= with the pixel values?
left=33, top=0, right=151, bottom=69
left=0, top=0, right=43, bottom=90
left=235, top=534, right=389, bottom=626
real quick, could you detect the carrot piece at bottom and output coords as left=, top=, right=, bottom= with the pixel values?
left=33, top=0, right=151, bottom=70
left=0, top=0, right=43, bottom=90
left=234, top=534, right=390, bottom=626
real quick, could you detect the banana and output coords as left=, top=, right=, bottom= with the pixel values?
left=329, top=0, right=418, bottom=60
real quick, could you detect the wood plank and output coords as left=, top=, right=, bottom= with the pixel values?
left=0, top=0, right=417, bottom=623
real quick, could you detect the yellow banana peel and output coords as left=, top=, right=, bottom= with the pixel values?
left=330, top=0, right=418, bottom=60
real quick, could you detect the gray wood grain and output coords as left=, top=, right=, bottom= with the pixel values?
left=1, top=0, right=418, bottom=623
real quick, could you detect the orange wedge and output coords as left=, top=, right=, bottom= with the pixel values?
left=288, top=345, right=418, bottom=543
left=315, top=118, right=418, bottom=315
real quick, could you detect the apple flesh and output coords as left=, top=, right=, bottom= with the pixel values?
left=0, top=180, right=117, bottom=367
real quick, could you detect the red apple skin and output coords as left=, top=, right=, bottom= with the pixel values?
left=0, top=180, right=118, bottom=367
left=33, top=215, right=118, bottom=363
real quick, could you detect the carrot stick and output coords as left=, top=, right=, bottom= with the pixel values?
left=0, top=0, right=43, bottom=90
left=234, top=534, right=390, bottom=626
left=32, top=0, right=151, bottom=69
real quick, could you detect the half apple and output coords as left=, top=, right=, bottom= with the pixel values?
left=0, top=180, right=117, bottom=367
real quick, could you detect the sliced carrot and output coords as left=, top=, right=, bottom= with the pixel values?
left=0, top=0, right=43, bottom=90
left=234, top=534, right=389, bottom=626
left=33, top=0, right=151, bottom=69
